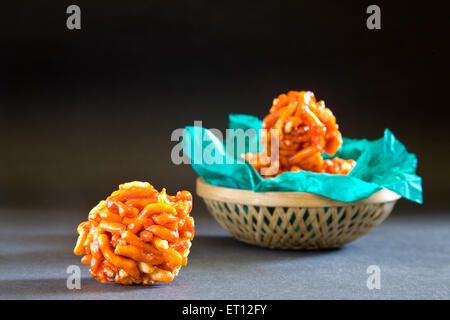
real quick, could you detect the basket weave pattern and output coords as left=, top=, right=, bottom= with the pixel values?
left=203, top=199, right=396, bottom=249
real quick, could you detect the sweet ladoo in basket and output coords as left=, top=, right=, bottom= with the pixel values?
left=190, top=90, right=422, bottom=249
left=243, top=90, right=355, bottom=177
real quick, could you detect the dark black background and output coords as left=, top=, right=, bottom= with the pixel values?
left=0, top=0, right=448, bottom=214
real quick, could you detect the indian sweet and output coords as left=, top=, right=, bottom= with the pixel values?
left=74, top=181, right=194, bottom=285
left=244, top=91, right=356, bottom=177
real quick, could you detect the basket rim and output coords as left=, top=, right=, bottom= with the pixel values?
left=196, top=177, right=401, bottom=207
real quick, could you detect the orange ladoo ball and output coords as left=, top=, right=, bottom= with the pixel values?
left=74, top=181, right=194, bottom=285
left=244, top=91, right=356, bottom=177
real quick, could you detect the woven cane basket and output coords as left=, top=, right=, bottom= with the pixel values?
left=196, top=178, right=400, bottom=249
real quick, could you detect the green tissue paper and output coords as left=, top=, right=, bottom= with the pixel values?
left=182, top=114, right=422, bottom=203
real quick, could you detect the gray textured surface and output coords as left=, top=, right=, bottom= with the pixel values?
left=0, top=207, right=449, bottom=300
